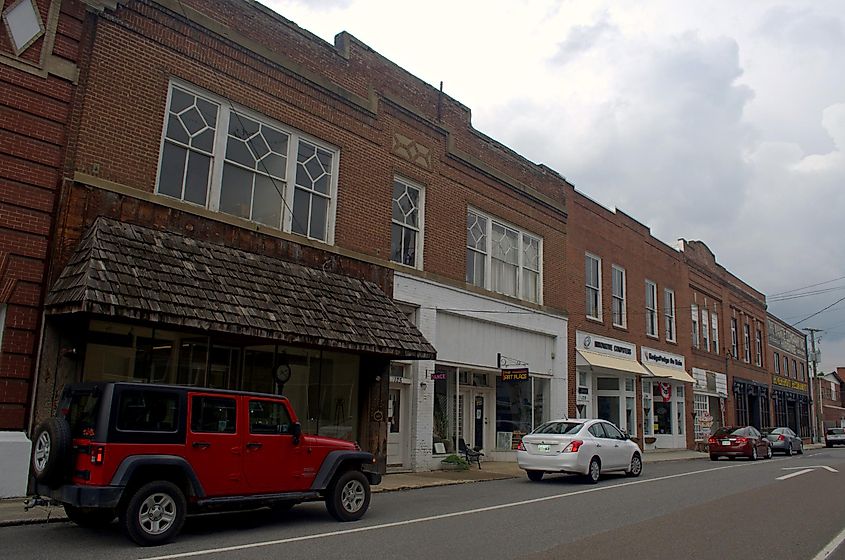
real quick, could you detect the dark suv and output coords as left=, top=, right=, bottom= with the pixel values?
left=28, top=382, right=381, bottom=546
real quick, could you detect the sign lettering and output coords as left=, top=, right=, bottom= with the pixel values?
left=501, top=368, right=529, bottom=381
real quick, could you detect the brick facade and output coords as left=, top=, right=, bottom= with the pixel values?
left=0, top=0, right=86, bottom=430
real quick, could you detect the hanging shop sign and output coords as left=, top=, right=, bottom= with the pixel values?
left=501, top=367, right=529, bottom=381
left=641, top=347, right=685, bottom=370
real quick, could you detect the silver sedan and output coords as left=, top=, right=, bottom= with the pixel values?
left=763, top=427, right=804, bottom=455
left=517, top=418, right=642, bottom=483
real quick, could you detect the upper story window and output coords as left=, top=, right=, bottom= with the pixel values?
left=645, top=281, right=658, bottom=337
left=585, top=253, right=601, bottom=320
left=691, top=304, right=700, bottom=349
left=466, top=210, right=541, bottom=303
left=711, top=312, right=719, bottom=354
left=783, top=356, right=789, bottom=377
left=663, top=289, right=676, bottom=342
left=792, top=359, right=798, bottom=379
left=391, top=178, right=424, bottom=268
left=730, top=317, right=738, bottom=358
left=743, top=324, right=751, bottom=363
left=755, top=329, right=763, bottom=367
left=156, top=82, right=338, bottom=243
left=611, top=265, right=626, bottom=328
left=774, top=352, right=780, bottom=374
left=801, top=362, right=806, bottom=381
left=702, top=309, right=710, bottom=351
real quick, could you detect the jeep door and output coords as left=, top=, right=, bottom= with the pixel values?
left=243, top=398, right=309, bottom=493
left=187, top=394, right=243, bottom=496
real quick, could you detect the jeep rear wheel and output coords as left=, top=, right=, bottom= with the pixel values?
left=65, top=505, right=115, bottom=529
left=31, top=417, right=71, bottom=486
left=120, top=481, right=186, bottom=546
left=326, top=470, right=370, bottom=522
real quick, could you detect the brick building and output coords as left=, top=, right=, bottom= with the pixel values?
left=0, top=0, right=90, bottom=496
left=819, top=368, right=845, bottom=430
left=18, top=0, right=573, bottom=482
left=680, top=240, right=775, bottom=439
left=767, top=313, right=811, bottom=437
left=565, top=189, right=693, bottom=450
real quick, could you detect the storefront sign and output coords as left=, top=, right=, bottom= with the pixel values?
left=641, top=347, right=685, bottom=370
left=501, top=367, right=529, bottom=381
left=431, top=372, right=448, bottom=381
left=773, top=375, right=808, bottom=393
left=577, top=331, right=636, bottom=359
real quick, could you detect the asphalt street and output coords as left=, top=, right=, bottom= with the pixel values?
left=4, top=448, right=845, bottom=560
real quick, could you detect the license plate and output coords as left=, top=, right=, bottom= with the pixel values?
left=538, top=444, right=551, bottom=453
left=721, top=440, right=730, bottom=445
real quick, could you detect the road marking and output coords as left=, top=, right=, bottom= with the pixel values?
left=776, top=469, right=814, bottom=480
left=139, top=460, right=770, bottom=560
left=811, top=525, right=845, bottom=560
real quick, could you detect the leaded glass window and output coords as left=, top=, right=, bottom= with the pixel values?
left=391, top=178, right=422, bottom=267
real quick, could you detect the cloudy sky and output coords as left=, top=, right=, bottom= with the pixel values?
left=265, top=0, right=845, bottom=372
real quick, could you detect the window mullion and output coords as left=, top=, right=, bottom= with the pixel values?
left=208, top=107, right=230, bottom=212
left=484, top=217, right=492, bottom=290
left=516, top=232, right=524, bottom=298
left=284, top=134, right=298, bottom=233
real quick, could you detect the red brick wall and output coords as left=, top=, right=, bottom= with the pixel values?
left=565, top=186, right=694, bottom=447
left=0, top=0, right=85, bottom=430
left=61, top=1, right=569, bottom=311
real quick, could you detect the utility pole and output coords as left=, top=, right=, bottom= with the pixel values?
left=804, top=328, right=822, bottom=442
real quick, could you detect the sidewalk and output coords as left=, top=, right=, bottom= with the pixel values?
left=0, top=448, right=707, bottom=527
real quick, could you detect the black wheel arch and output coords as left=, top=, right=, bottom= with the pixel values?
left=111, top=455, right=205, bottom=501
left=310, top=451, right=376, bottom=491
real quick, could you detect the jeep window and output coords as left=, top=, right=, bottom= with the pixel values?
left=116, top=390, right=179, bottom=432
left=191, top=396, right=237, bottom=434
left=66, top=391, right=101, bottom=438
left=249, top=400, right=292, bottom=434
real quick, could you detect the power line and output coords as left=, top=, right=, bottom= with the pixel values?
left=768, top=284, right=845, bottom=302
left=770, top=275, right=845, bottom=298
left=792, top=295, right=845, bottom=327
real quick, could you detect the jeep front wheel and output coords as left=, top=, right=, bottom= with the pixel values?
left=326, top=470, right=370, bottom=522
left=120, top=481, right=186, bottom=546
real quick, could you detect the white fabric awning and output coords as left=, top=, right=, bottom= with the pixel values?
left=576, top=349, right=651, bottom=376
left=644, top=363, right=694, bottom=383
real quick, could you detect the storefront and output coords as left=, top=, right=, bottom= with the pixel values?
left=37, top=218, right=436, bottom=473
left=732, top=378, right=771, bottom=430
left=575, top=332, right=648, bottom=439
left=640, top=347, right=693, bottom=449
left=691, top=368, right=728, bottom=442
left=394, top=273, right=567, bottom=469
left=772, top=376, right=811, bottom=438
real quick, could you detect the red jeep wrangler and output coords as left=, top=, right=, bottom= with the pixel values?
left=28, top=382, right=381, bottom=546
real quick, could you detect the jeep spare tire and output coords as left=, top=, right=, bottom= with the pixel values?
left=31, top=417, right=72, bottom=486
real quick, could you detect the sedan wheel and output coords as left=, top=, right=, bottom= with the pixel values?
left=584, top=457, right=601, bottom=484
left=751, top=446, right=758, bottom=461
left=786, top=444, right=793, bottom=456
left=766, top=446, right=773, bottom=459
left=626, top=454, right=642, bottom=478
left=798, top=443, right=804, bottom=455
left=526, top=470, right=544, bottom=482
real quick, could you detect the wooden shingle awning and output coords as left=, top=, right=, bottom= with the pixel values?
left=46, top=218, right=436, bottom=360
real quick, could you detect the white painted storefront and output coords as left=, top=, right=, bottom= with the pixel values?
left=392, top=273, right=567, bottom=470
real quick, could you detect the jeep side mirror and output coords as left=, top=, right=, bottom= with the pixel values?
left=291, top=422, right=302, bottom=445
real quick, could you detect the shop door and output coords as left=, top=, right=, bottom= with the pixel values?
left=387, top=387, right=406, bottom=467
left=597, top=396, right=621, bottom=427
left=460, top=389, right=490, bottom=451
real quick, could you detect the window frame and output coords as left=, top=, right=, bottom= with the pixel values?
left=645, top=280, right=658, bottom=337
left=755, top=328, right=763, bottom=367
left=466, top=208, right=543, bottom=304
left=691, top=304, right=700, bottom=349
left=701, top=308, right=710, bottom=351
left=390, top=176, right=425, bottom=269
left=611, top=265, right=626, bottom=328
left=743, top=323, right=751, bottom=363
left=774, top=352, right=780, bottom=374
left=155, top=80, right=340, bottom=245
left=711, top=312, right=719, bottom=354
left=663, top=288, right=676, bottom=342
left=731, top=317, right=738, bottom=358
left=585, top=253, right=602, bottom=321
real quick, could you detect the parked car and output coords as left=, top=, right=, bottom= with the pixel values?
left=516, top=418, right=642, bottom=483
left=708, top=426, right=772, bottom=461
left=825, top=427, right=845, bottom=447
left=28, top=382, right=381, bottom=546
left=762, top=427, right=804, bottom=455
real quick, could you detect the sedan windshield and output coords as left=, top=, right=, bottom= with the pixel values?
left=532, top=421, right=583, bottom=435
left=828, top=428, right=845, bottom=435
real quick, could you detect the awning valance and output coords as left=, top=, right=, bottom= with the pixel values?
left=576, top=349, right=651, bottom=376
left=46, top=217, right=436, bottom=360
left=644, top=364, right=694, bottom=383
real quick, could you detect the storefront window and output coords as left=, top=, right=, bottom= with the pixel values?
left=677, top=400, right=685, bottom=435
left=533, top=377, right=551, bottom=429
left=496, top=375, right=532, bottom=450
left=432, top=366, right=457, bottom=454
left=626, top=397, right=635, bottom=436
left=654, top=400, right=672, bottom=434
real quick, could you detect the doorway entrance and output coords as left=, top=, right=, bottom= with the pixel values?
left=387, top=384, right=409, bottom=467
left=460, top=387, right=492, bottom=452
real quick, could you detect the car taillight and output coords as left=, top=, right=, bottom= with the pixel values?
left=735, top=437, right=748, bottom=444
left=778, top=435, right=785, bottom=441
left=90, top=446, right=105, bottom=465
left=516, top=441, right=526, bottom=451
left=562, top=440, right=583, bottom=453
left=708, top=437, right=717, bottom=444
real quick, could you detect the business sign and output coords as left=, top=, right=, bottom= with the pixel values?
left=431, top=372, right=448, bottom=381
left=641, top=347, right=685, bottom=370
left=501, top=367, right=529, bottom=381
left=577, top=331, right=636, bottom=359
left=773, top=375, right=808, bottom=393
